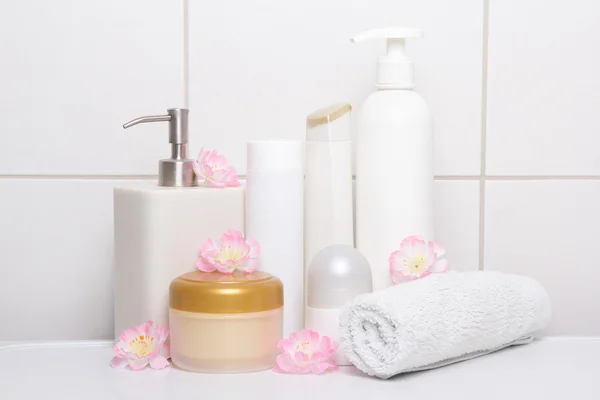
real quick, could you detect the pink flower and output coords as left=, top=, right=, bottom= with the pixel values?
left=111, top=320, right=170, bottom=370
left=273, top=329, right=338, bottom=375
left=193, top=148, right=240, bottom=188
left=197, top=229, right=260, bottom=274
left=389, top=235, right=449, bottom=284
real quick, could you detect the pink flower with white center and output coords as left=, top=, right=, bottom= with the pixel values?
left=389, top=235, right=449, bottom=284
left=273, top=329, right=338, bottom=374
left=193, top=148, right=240, bottom=188
left=111, top=320, right=170, bottom=370
left=197, top=229, right=260, bottom=274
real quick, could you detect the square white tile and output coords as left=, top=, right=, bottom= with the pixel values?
left=434, top=180, right=480, bottom=272
left=0, top=179, right=147, bottom=340
left=486, top=0, right=600, bottom=175
left=484, top=180, right=600, bottom=335
left=188, top=0, right=483, bottom=176
left=0, top=1, right=184, bottom=175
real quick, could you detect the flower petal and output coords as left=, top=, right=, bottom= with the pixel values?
left=247, top=239, right=260, bottom=259
left=400, top=235, right=425, bottom=256
left=276, top=353, right=299, bottom=372
left=294, top=351, right=310, bottom=364
left=214, top=261, right=235, bottom=274
left=325, top=360, right=339, bottom=371
left=129, top=358, right=149, bottom=371
left=196, top=258, right=216, bottom=272
left=310, top=361, right=333, bottom=375
left=161, top=341, right=171, bottom=359
left=113, top=343, right=127, bottom=358
left=326, top=336, right=339, bottom=353
left=240, top=258, right=259, bottom=273
left=430, top=258, right=449, bottom=273
left=277, top=338, right=294, bottom=354
left=388, top=250, right=406, bottom=274
left=111, top=357, right=128, bottom=368
left=149, top=355, right=170, bottom=370
left=318, top=336, right=332, bottom=354
left=431, top=241, right=446, bottom=257
left=117, top=326, right=139, bottom=345
left=294, top=329, right=313, bottom=343
left=205, top=178, right=227, bottom=188
left=391, top=270, right=415, bottom=285
left=308, top=329, right=320, bottom=343
left=417, top=269, right=431, bottom=279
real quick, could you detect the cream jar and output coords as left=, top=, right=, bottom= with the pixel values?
left=169, top=271, right=283, bottom=373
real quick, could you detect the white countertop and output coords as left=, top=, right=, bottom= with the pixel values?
left=1, top=337, right=599, bottom=400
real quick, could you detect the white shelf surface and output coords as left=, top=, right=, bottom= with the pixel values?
left=1, top=337, right=599, bottom=399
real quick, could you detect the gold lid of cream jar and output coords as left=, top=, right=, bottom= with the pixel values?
left=169, top=271, right=283, bottom=314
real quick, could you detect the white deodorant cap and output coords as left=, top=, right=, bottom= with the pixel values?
left=307, top=245, right=373, bottom=309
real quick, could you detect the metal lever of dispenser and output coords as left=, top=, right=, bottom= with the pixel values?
left=121, top=108, right=194, bottom=187
left=122, top=108, right=189, bottom=146
left=123, top=115, right=171, bottom=129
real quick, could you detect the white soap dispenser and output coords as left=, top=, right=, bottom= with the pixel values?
left=113, top=108, right=245, bottom=338
left=352, top=28, right=434, bottom=291
left=306, top=245, right=372, bottom=365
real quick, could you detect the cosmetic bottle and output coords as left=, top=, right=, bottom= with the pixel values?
left=306, top=245, right=372, bottom=365
left=304, top=103, right=354, bottom=292
left=169, top=270, right=283, bottom=373
left=353, top=28, right=434, bottom=291
left=246, top=140, right=303, bottom=336
left=113, top=108, right=244, bottom=338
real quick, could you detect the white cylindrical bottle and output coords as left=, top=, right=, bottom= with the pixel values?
left=353, top=27, right=434, bottom=291
left=304, top=103, right=354, bottom=289
left=246, top=140, right=304, bottom=337
left=306, top=245, right=372, bottom=366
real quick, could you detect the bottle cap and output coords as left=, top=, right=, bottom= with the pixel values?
left=306, top=103, right=352, bottom=142
left=352, top=27, right=423, bottom=90
left=307, top=245, right=373, bottom=309
left=247, top=140, right=303, bottom=171
left=170, top=270, right=283, bottom=314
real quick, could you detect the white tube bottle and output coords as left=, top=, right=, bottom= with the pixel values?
left=353, top=27, right=434, bottom=291
left=246, top=140, right=304, bottom=337
left=304, top=103, right=354, bottom=285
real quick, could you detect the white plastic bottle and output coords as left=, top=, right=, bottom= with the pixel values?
left=246, top=140, right=304, bottom=337
left=304, top=103, right=354, bottom=287
left=353, top=28, right=434, bottom=291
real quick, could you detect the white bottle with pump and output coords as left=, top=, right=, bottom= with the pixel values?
left=352, top=28, right=434, bottom=291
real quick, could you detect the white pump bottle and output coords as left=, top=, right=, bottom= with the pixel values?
left=353, top=28, right=434, bottom=291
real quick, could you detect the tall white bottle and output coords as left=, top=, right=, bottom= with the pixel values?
left=246, top=141, right=304, bottom=337
left=114, top=108, right=245, bottom=337
left=353, top=28, right=434, bottom=291
left=304, top=103, right=354, bottom=284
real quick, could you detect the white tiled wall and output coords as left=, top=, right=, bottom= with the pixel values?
left=188, top=0, right=483, bottom=176
left=0, top=0, right=598, bottom=340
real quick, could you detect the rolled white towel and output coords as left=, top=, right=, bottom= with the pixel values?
left=340, top=271, right=551, bottom=379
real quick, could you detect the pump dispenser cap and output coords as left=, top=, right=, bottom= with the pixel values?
left=351, top=27, right=423, bottom=89
left=123, top=108, right=196, bottom=187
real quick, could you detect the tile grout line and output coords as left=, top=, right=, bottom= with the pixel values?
left=0, top=175, right=159, bottom=181
left=4, top=174, right=600, bottom=181
left=183, top=0, right=190, bottom=108
left=478, top=0, right=490, bottom=271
